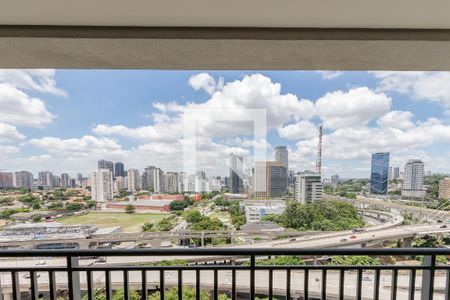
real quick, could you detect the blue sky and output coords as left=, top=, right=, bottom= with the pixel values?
left=1, top=70, right=450, bottom=178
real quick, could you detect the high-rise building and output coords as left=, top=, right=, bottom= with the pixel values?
left=439, top=178, right=450, bottom=200
left=229, top=153, right=244, bottom=194
left=253, top=161, right=288, bottom=197
left=98, top=159, right=114, bottom=177
left=114, top=176, right=127, bottom=192
left=274, top=146, right=288, bottom=167
left=295, top=171, right=322, bottom=204
left=38, top=171, right=53, bottom=186
left=127, top=169, right=141, bottom=192
left=163, top=172, right=178, bottom=193
left=388, top=167, right=393, bottom=181
left=61, top=173, right=70, bottom=188
left=141, top=166, right=156, bottom=191
left=370, top=152, right=390, bottom=195
left=331, top=174, right=340, bottom=186
left=91, top=169, right=113, bottom=201
left=52, top=176, right=61, bottom=187
left=0, top=172, right=14, bottom=188
left=14, top=171, right=33, bottom=188
left=401, top=159, right=426, bottom=199
left=114, top=162, right=125, bottom=178
left=153, top=168, right=163, bottom=193
left=393, top=167, right=400, bottom=179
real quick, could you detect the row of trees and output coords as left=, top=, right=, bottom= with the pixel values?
left=213, top=198, right=246, bottom=229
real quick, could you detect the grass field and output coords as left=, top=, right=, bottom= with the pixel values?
left=58, top=212, right=168, bottom=232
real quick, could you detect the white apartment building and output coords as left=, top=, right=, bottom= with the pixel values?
left=114, top=176, right=127, bottom=192
left=127, top=169, right=141, bottom=192
left=401, top=159, right=426, bottom=199
left=91, top=169, right=113, bottom=202
left=38, top=171, right=53, bottom=186
left=294, top=171, right=322, bottom=204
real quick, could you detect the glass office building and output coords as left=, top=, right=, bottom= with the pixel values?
left=370, top=152, right=390, bottom=195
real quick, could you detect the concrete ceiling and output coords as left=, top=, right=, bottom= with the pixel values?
left=2, top=0, right=450, bottom=29
left=1, top=1, right=450, bottom=70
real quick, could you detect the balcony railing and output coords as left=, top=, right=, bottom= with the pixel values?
left=0, top=248, right=449, bottom=300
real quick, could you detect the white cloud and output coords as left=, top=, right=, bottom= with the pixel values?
left=315, top=87, right=391, bottom=129
left=0, top=83, right=54, bottom=127
left=278, top=120, right=318, bottom=140
left=29, top=135, right=122, bottom=156
left=188, top=73, right=224, bottom=95
left=0, top=69, right=67, bottom=97
left=373, top=71, right=450, bottom=108
left=377, top=110, right=415, bottom=129
left=0, top=145, right=19, bottom=154
left=0, top=123, right=25, bottom=141
left=317, top=71, right=344, bottom=79
left=92, top=123, right=180, bottom=143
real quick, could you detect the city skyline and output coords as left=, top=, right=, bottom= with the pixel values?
left=1, top=70, right=450, bottom=178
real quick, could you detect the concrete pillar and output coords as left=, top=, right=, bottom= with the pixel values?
left=421, top=255, right=436, bottom=300
left=68, top=257, right=81, bottom=300
left=201, top=232, right=205, bottom=247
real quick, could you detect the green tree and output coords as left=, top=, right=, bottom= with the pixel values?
left=82, top=288, right=139, bottom=300
left=184, top=210, right=203, bottom=224
left=169, top=200, right=189, bottom=211
left=65, top=202, right=84, bottom=211
left=330, top=256, right=380, bottom=266
left=142, top=222, right=155, bottom=232
left=148, top=287, right=216, bottom=300
left=125, top=204, right=136, bottom=214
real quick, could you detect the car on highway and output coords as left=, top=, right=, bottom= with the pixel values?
left=35, top=260, right=46, bottom=266
left=289, top=238, right=296, bottom=242
left=23, top=273, right=41, bottom=279
left=440, top=225, right=448, bottom=228
left=349, top=235, right=357, bottom=239
left=340, top=238, right=348, bottom=242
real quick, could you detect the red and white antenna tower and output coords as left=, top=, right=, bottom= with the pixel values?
left=316, top=123, right=323, bottom=175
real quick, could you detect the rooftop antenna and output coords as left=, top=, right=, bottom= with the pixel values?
left=316, top=123, right=323, bottom=175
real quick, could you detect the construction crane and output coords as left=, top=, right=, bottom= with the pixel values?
left=316, top=123, right=323, bottom=175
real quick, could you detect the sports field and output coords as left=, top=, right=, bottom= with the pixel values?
left=58, top=212, right=168, bottom=232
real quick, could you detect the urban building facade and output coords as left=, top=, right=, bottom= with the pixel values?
left=114, top=162, right=125, bottom=178
left=91, top=169, right=113, bottom=202
left=370, top=152, right=390, bottom=195
left=274, top=146, right=288, bottom=167
left=229, top=153, right=244, bottom=194
left=38, top=171, right=53, bottom=187
left=295, top=171, right=323, bottom=204
left=0, top=172, right=14, bottom=188
left=253, top=161, right=287, bottom=197
left=401, top=159, right=426, bottom=199
left=14, top=171, right=33, bottom=188
left=127, top=169, right=141, bottom=192
left=439, top=178, right=450, bottom=200
left=98, top=160, right=114, bottom=178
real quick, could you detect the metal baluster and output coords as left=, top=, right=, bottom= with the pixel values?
left=268, top=269, right=273, bottom=300
left=304, top=269, right=308, bottom=300
left=178, top=270, right=182, bottom=300
left=356, top=269, right=362, bottom=300
left=12, top=271, right=20, bottom=300
left=195, top=269, right=200, bottom=300
left=124, top=270, right=130, bottom=300
left=232, top=269, right=236, bottom=300
left=141, top=270, right=148, bottom=300
left=105, top=270, right=112, bottom=300
left=391, top=269, right=398, bottom=300
left=214, top=269, right=218, bottom=300
left=409, top=269, right=416, bottom=300
left=339, top=269, right=345, bottom=300
left=321, top=270, right=327, bottom=300
left=250, top=256, right=255, bottom=300
left=49, top=271, right=57, bottom=300
left=160, top=270, right=165, bottom=300
left=86, top=270, right=94, bottom=300
left=286, top=269, right=291, bottom=300
left=373, top=269, right=380, bottom=300
left=30, top=271, right=38, bottom=300
left=67, top=257, right=81, bottom=300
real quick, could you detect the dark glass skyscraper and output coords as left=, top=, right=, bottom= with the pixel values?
left=114, top=162, right=125, bottom=178
left=370, top=152, right=390, bottom=195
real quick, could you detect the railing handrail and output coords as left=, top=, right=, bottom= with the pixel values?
left=0, top=247, right=449, bottom=257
